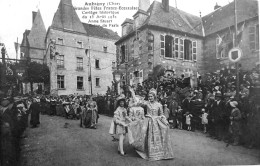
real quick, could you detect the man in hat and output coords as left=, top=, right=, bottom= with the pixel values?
left=229, top=101, right=241, bottom=146
left=211, top=92, right=225, bottom=141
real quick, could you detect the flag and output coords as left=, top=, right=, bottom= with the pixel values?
left=237, top=21, right=245, bottom=45
left=14, top=42, right=20, bottom=53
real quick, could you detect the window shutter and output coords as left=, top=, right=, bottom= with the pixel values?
left=189, top=42, right=192, bottom=60
left=216, top=37, right=221, bottom=59
left=249, top=26, right=256, bottom=50
left=125, top=44, right=128, bottom=62
left=172, top=37, right=175, bottom=58
left=256, top=24, right=259, bottom=50
left=179, top=38, right=184, bottom=59
left=160, top=35, right=165, bottom=56
left=175, top=38, right=179, bottom=58
left=192, top=41, right=197, bottom=61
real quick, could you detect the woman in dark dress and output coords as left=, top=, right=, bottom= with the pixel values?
left=29, top=98, right=40, bottom=128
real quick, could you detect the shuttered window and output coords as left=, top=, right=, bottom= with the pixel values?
left=249, top=26, right=256, bottom=50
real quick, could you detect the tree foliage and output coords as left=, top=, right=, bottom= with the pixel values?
left=24, top=61, right=50, bottom=84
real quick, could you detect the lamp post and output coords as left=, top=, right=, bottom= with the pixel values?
left=85, top=48, right=92, bottom=95
left=114, top=70, right=121, bottom=95
left=1, top=45, right=6, bottom=87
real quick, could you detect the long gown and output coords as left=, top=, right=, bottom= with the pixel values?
left=128, top=101, right=174, bottom=161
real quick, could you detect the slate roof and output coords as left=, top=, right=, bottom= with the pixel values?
left=21, top=30, right=30, bottom=47
left=121, top=18, right=134, bottom=26
left=146, top=1, right=203, bottom=36
left=116, top=1, right=204, bottom=44
left=202, top=0, right=259, bottom=36
left=51, top=0, right=86, bottom=34
left=82, top=23, right=120, bottom=41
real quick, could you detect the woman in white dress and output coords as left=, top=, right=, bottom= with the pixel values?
left=128, top=88, right=174, bottom=161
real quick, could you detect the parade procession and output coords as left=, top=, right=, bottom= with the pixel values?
left=0, top=0, right=260, bottom=165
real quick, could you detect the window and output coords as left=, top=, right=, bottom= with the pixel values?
left=164, top=35, right=174, bottom=58
left=77, top=76, right=83, bottom=90
left=96, top=78, right=100, bottom=87
left=77, top=57, right=83, bottom=70
left=249, top=25, right=259, bottom=51
left=112, top=61, right=116, bottom=68
left=160, top=35, right=165, bottom=56
left=148, top=62, right=152, bottom=69
left=57, top=55, right=64, bottom=68
left=57, top=38, right=64, bottom=45
left=134, top=71, right=139, bottom=77
left=57, top=75, right=65, bottom=89
left=120, top=45, right=126, bottom=63
left=77, top=41, right=83, bottom=48
left=103, top=46, right=107, bottom=52
left=184, top=39, right=193, bottom=61
left=20, top=52, right=24, bottom=58
left=95, top=59, right=100, bottom=69
left=140, top=71, right=143, bottom=78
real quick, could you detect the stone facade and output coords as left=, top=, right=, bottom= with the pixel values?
left=45, top=0, right=119, bottom=95
left=116, top=0, right=259, bottom=87
left=203, top=17, right=259, bottom=73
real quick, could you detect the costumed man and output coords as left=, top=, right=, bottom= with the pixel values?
left=29, top=97, right=41, bottom=128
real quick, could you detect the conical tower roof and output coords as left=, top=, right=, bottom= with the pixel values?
left=51, top=0, right=86, bottom=34
left=28, top=10, right=46, bottom=49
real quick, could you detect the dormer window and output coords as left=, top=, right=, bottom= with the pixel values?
left=103, top=46, right=108, bottom=52
left=77, top=41, right=83, bottom=48
left=57, top=38, right=64, bottom=45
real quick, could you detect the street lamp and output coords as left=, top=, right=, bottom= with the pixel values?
left=113, top=69, right=121, bottom=95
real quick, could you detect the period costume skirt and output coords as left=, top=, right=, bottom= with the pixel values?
left=85, top=109, right=98, bottom=128
left=128, top=116, right=174, bottom=161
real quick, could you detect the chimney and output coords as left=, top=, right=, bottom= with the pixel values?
left=139, top=0, right=150, bottom=11
left=214, top=3, right=221, bottom=10
left=162, top=0, right=169, bottom=12
left=32, top=11, right=37, bottom=24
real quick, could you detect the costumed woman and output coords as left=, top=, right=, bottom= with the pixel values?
left=85, top=96, right=98, bottom=129
left=128, top=87, right=174, bottom=161
left=109, top=95, right=129, bottom=156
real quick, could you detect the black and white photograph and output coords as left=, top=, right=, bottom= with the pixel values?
left=0, top=0, right=260, bottom=165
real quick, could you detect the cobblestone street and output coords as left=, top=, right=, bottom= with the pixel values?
left=19, top=115, right=260, bottom=166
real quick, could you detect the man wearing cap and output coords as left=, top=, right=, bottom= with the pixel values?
left=229, top=101, right=241, bottom=146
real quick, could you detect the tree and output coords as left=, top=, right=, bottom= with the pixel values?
left=23, top=62, right=50, bottom=94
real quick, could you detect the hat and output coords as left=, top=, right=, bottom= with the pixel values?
left=1, top=99, right=10, bottom=107
left=117, top=94, right=126, bottom=103
left=149, top=88, right=157, bottom=96
left=214, top=86, right=220, bottom=91
left=17, top=103, right=24, bottom=108
left=215, top=92, right=222, bottom=97
left=230, top=101, right=238, bottom=107
left=194, top=90, right=198, bottom=93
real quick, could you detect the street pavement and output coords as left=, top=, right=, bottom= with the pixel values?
left=19, top=115, right=260, bottom=166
